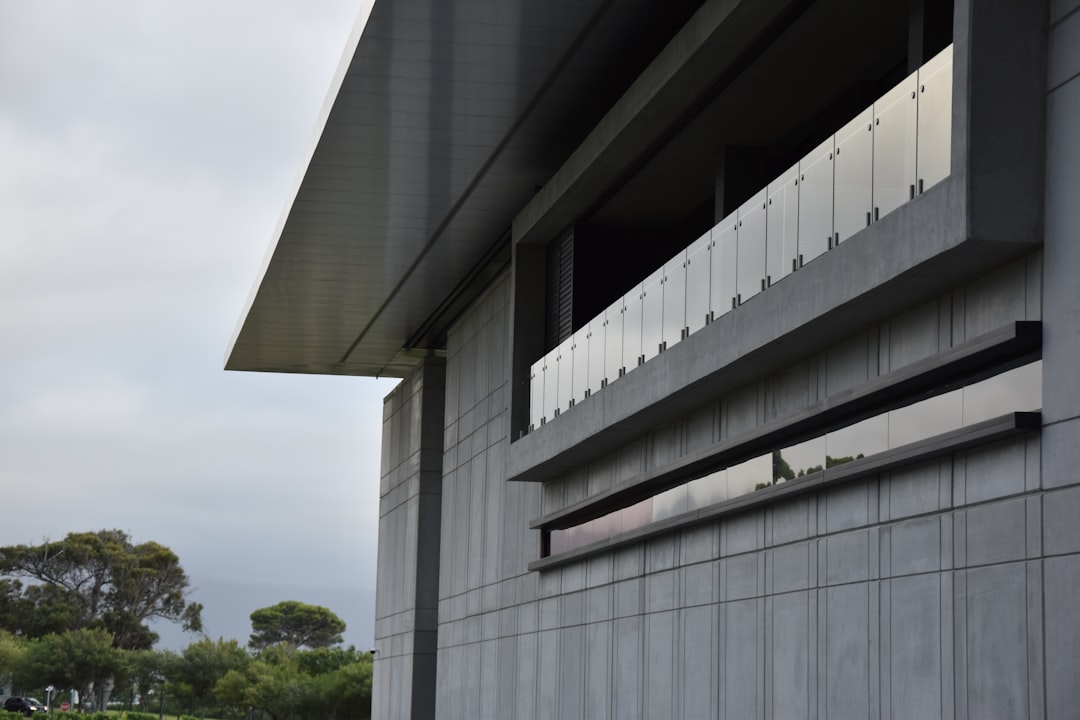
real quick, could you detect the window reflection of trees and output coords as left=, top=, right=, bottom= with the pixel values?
left=546, top=361, right=1041, bottom=557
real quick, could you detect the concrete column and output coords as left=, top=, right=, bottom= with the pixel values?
left=373, top=356, right=446, bottom=720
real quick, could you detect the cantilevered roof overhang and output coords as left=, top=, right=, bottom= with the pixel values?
left=227, top=0, right=701, bottom=377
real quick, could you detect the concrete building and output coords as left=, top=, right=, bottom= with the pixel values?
left=228, top=0, right=1080, bottom=717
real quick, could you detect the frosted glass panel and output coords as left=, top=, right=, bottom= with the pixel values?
left=766, top=164, right=799, bottom=285
left=542, top=349, right=558, bottom=423
left=571, top=327, right=589, bottom=406
left=737, top=189, right=767, bottom=304
left=641, top=269, right=664, bottom=363
left=710, top=216, right=738, bottom=320
left=917, top=45, right=953, bottom=194
left=685, top=231, right=711, bottom=335
left=662, top=251, right=687, bottom=351
left=873, top=71, right=918, bottom=220
left=622, top=283, right=643, bottom=374
left=798, top=137, right=833, bottom=265
left=529, top=359, right=543, bottom=429
left=603, top=299, right=623, bottom=384
left=834, top=108, right=874, bottom=243
left=587, top=317, right=605, bottom=398
left=556, top=340, right=573, bottom=416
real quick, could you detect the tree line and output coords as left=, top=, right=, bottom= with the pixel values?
left=0, top=530, right=371, bottom=719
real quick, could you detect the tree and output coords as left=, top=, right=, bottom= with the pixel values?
left=0, top=529, right=203, bottom=649
left=249, top=601, right=345, bottom=650
left=0, top=629, right=26, bottom=680
left=172, top=637, right=249, bottom=720
left=14, top=628, right=121, bottom=705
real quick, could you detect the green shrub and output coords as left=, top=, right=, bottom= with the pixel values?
left=0, top=710, right=25, bottom=720
left=124, top=713, right=159, bottom=720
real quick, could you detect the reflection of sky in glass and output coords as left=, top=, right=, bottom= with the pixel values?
left=777, top=436, right=826, bottom=479
left=545, top=359, right=1040, bottom=558
left=963, top=361, right=1042, bottom=424
left=888, top=389, right=961, bottom=447
left=653, top=484, right=687, bottom=521
left=827, top=414, right=888, bottom=461
left=687, top=470, right=727, bottom=509
left=728, top=454, right=771, bottom=496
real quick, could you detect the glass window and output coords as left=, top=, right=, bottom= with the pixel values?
left=686, top=469, right=727, bottom=510
left=826, top=414, right=888, bottom=467
left=775, top=435, right=826, bottom=481
left=962, top=361, right=1042, bottom=425
left=834, top=108, right=874, bottom=244
left=728, top=453, right=772, bottom=495
left=542, top=358, right=1039, bottom=558
left=797, top=136, right=834, bottom=265
left=873, top=71, right=918, bottom=221
left=737, top=189, right=768, bottom=304
left=888, top=388, right=962, bottom=448
left=652, top=484, right=688, bottom=521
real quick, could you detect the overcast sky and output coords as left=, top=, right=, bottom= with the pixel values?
left=0, top=1, right=398, bottom=650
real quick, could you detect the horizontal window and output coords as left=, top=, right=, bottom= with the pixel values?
left=545, top=360, right=1040, bottom=557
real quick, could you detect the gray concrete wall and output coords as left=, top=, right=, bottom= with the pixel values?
left=384, top=5, right=1080, bottom=718
left=373, top=359, right=445, bottom=720
left=422, top=239, right=1078, bottom=719
left=1040, top=1, right=1080, bottom=716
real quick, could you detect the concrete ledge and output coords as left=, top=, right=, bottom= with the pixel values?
left=529, top=320, right=1040, bottom=529
left=508, top=177, right=1038, bottom=484
left=528, top=411, right=1041, bottom=571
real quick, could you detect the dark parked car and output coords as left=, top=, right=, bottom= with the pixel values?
left=3, top=697, right=46, bottom=716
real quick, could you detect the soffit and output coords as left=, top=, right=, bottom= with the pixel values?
left=226, top=0, right=697, bottom=376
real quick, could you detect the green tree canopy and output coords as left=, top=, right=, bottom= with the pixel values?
left=172, top=637, right=249, bottom=720
left=13, top=627, right=121, bottom=702
left=0, top=529, right=203, bottom=649
left=249, top=601, right=346, bottom=650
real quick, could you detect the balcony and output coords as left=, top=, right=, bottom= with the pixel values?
left=529, top=46, right=954, bottom=432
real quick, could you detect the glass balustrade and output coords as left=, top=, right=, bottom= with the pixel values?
left=528, top=46, right=953, bottom=429
left=662, top=251, right=687, bottom=351
left=622, top=282, right=644, bottom=373
left=736, top=190, right=768, bottom=304
left=603, top=298, right=623, bottom=386
left=685, top=231, right=711, bottom=335
left=641, top=269, right=664, bottom=363
left=766, top=164, right=800, bottom=285
left=547, top=359, right=1041, bottom=556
